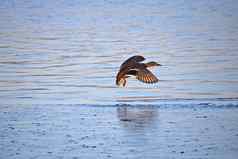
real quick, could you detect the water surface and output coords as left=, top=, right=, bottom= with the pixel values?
left=0, top=0, right=238, bottom=105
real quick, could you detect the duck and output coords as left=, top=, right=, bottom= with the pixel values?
left=116, top=55, right=161, bottom=87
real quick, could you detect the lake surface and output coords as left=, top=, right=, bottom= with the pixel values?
left=1, top=1, right=238, bottom=159
left=1, top=104, right=238, bottom=159
left=0, top=0, right=238, bottom=105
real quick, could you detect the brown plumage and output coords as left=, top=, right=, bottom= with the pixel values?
left=116, top=55, right=161, bottom=87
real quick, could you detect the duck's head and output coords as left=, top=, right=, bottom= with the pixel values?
left=145, top=61, right=162, bottom=68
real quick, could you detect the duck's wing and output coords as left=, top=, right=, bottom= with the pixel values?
left=120, top=55, right=145, bottom=69
left=136, top=68, right=158, bottom=83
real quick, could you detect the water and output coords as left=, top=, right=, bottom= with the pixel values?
left=0, top=0, right=238, bottom=105
left=1, top=104, right=238, bottom=159
left=1, top=1, right=238, bottom=158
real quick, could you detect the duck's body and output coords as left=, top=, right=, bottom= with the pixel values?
left=116, top=55, right=161, bottom=87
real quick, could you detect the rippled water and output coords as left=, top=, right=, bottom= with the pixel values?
left=0, top=0, right=238, bottom=105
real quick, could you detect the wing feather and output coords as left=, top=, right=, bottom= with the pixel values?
left=120, top=55, right=145, bottom=69
left=136, top=69, right=158, bottom=84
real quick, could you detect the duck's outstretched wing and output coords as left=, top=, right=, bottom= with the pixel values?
left=136, top=68, right=158, bottom=83
left=120, top=55, right=145, bottom=69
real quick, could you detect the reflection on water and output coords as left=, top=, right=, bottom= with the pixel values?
left=0, top=0, right=238, bottom=105
left=117, top=106, right=158, bottom=131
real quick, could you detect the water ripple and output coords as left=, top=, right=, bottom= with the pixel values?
left=0, top=0, right=237, bottom=105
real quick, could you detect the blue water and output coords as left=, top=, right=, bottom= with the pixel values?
left=0, top=0, right=238, bottom=105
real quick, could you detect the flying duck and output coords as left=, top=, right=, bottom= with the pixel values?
left=116, top=55, right=161, bottom=87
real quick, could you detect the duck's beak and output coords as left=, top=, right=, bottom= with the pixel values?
left=156, top=63, right=162, bottom=66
